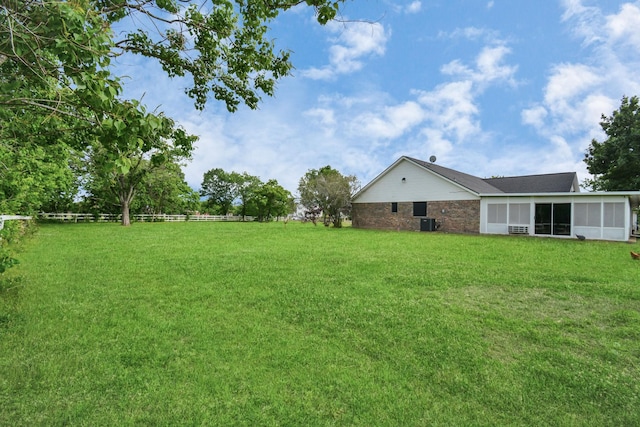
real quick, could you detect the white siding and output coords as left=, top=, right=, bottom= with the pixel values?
left=355, top=160, right=478, bottom=203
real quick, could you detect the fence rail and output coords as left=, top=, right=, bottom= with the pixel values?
left=37, top=213, right=253, bottom=223
left=0, top=215, right=33, bottom=230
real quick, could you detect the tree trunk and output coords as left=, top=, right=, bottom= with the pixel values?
left=121, top=199, right=131, bottom=226
left=117, top=177, right=135, bottom=227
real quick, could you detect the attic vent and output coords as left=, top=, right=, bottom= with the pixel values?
left=508, top=225, right=529, bottom=234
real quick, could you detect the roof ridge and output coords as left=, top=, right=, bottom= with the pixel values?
left=484, top=171, right=576, bottom=180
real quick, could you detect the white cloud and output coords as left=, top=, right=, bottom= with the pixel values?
left=524, top=1, right=640, bottom=138
left=415, top=80, right=480, bottom=143
left=438, top=29, right=518, bottom=89
left=524, top=61, right=610, bottom=140
left=475, top=45, right=518, bottom=86
left=304, top=108, right=336, bottom=127
left=441, top=59, right=473, bottom=77
left=405, top=1, right=422, bottom=14
left=301, top=21, right=390, bottom=80
left=560, top=0, right=604, bottom=46
left=440, top=44, right=517, bottom=86
left=521, top=106, right=548, bottom=128
left=522, top=1, right=640, bottom=185
left=439, top=26, right=502, bottom=44
left=351, top=101, right=425, bottom=139
left=606, top=3, right=640, bottom=49
left=543, top=63, right=601, bottom=107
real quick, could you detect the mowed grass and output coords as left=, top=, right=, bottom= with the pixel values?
left=1, top=222, right=639, bottom=425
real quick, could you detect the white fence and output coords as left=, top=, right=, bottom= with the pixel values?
left=38, top=213, right=253, bottom=223
left=0, top=215, right=33, bottom=230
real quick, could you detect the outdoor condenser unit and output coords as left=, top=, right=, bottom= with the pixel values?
left=420, top=218, right=437, bottom=232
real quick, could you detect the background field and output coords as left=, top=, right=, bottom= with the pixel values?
left=1, top=222, right=639, bottom=425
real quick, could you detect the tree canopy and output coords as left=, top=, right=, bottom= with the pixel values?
left=86, top=100, right=197, bottom=225
left=1, top=0, right=347, bottom=117
left=298, top=165, right=359, bottom=227
left=584, top=95, right=640, bottom=191
left=1, top=0, right=348, bottom=220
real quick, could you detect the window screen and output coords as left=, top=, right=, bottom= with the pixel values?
left=574, top=203, right=601, bottom=227
left=413, top=202, right=427, bottom=216
left=488, top=203, right=507, bottom=224
left=604, top=203, right=625, bottom=227
left=508, top=203, right=530, bottom=224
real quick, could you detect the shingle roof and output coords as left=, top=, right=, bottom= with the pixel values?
left=483, top=173, right=578, bottom=193
left=405, top=156, right=578, bottom=194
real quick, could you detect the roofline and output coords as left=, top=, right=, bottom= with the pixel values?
left=351, top=157, right=407, bottom=200
left=480, top=191, right=640, bottom=207
left=479, top=191, right=640, bottom=197
left=485, top=171, right=577, bottom=180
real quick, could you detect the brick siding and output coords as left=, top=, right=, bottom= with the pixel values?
left=352, top=200, right=480, bottom=234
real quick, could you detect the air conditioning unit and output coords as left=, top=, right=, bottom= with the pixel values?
left=508, top=225, right=529, bottom=234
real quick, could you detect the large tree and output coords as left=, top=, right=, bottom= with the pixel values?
left=298, top=166, right=359, bottom=228
left=84, top=158, right=199, bottom=217
left=85, top=100, right=197, bottom=225
left=584, top=95, right=640, bottom=191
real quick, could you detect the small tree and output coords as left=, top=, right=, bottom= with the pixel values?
left=298, top=166, right=360, bottom=228
left=584, top=95, right=640, bottom=191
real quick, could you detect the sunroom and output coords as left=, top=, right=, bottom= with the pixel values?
left=480, top=192, right=640, bottom=242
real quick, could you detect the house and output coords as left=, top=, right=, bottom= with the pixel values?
left=351, top=156, right=640, bottom=242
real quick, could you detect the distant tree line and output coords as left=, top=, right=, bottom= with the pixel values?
left=200, top=168, right=294, bottom=222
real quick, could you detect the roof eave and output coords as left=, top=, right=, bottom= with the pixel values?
left=479, top=191, right=640, bottom=207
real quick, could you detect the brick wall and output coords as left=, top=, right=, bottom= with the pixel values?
left=352, top=200, right=480, bottom=234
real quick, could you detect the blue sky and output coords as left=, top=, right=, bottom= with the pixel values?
left=113, top=0, right=640, bottom=194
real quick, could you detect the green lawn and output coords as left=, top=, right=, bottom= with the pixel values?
left=1, top=222, right=639, bottom=425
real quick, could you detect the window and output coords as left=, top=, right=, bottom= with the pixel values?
left=413, top=202, right=427, bottom=217
left=604, top=203, right=625, bottom=228
left=574, top=203, right=601, bottom=227
left=508, top=203, right=530, bottom=224
left=487, top=203, right=507, bottom=224
left=391, top=202, right=398, bottom=213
